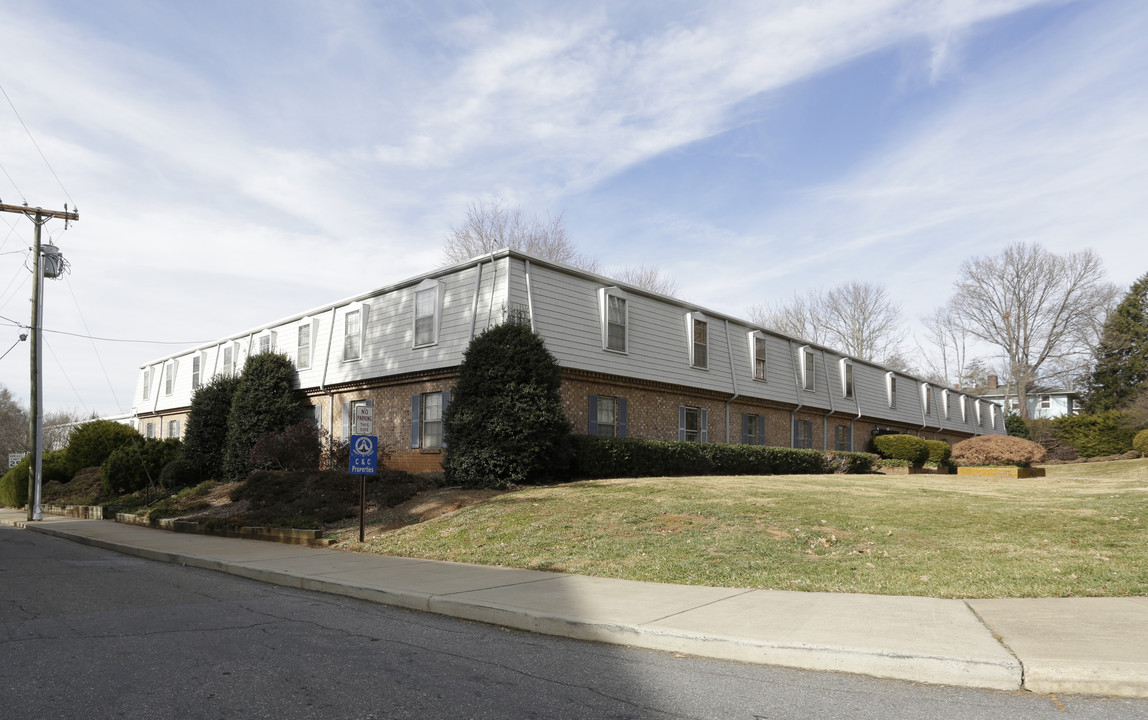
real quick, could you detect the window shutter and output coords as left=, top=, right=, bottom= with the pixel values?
left=341, top=402, right=350, bottom=441
left=410, top=394, right=420, bottom=448
left=588, top=395, right=598, bottom=436
left=617, top=397, right=628, bottom=438
left=678, top=406, right=686, bottom=442
left=700, top=409, right=708, bottom=443
left=742, top=414, right=750, bottom=445
left=757, top=415, right=765, bottom=446
left=441, top=390, right=451, bottom=448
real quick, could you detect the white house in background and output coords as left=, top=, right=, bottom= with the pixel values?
left=977, top=375, right=1080, bottom=419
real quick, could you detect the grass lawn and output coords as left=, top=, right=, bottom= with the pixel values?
left=349, top=460, right=1147, bottom=598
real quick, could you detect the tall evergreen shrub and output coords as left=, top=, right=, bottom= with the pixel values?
left=182, top=373, right=242, bottom=481
left=1087, top=272, right=1148, bottom=412
left=222, top=353, right=306, bottom=481
left=64, top=420, right=143, bottom=476
left=442, top=321, right=572, bottom=489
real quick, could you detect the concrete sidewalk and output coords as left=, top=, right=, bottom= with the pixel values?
left=3, top=509, right=1145, bottom=698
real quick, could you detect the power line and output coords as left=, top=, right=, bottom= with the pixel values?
left=64, top=276, right=125, bottom=413
left=0, top=80, right=76, bottom=208
left=0, top=316, right=205, bottom=345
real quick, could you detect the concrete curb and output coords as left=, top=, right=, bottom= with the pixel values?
left=9, top=519, right=1024, bottom=692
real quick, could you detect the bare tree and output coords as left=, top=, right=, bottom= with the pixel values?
left=443, top=200, right=599, bottom=272
left=615, top=264, right=679, bottom=296
left=748, top=281, right=907, bottom=366
left=916, top=303, right=976, bottom=388
left=947, top=242, right=1115, bottom=418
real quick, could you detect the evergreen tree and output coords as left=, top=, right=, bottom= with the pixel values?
left=1087, top=273, right=1148, bottom=412
left=442, top=320, right=572, bottom=489
left=182, top=373, right=242, bottom=481
left=222, top=353, right=306, bottom=481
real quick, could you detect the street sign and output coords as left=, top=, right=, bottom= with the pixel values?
left=349, top=435, right=378, bottom=475
left=9, top=452, right=27, bottom=469
left=353, top=403, right=374, bottom=436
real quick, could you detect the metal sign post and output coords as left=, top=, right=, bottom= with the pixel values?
left=349, top=434, right=378, bottom=542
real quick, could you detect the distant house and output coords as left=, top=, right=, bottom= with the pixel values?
left=977, top=375, right=1079, bottom=419
left=131, top=249, right=1005, bottom=473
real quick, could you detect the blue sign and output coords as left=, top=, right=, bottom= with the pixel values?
left=349, top=435, right=378, bottom=475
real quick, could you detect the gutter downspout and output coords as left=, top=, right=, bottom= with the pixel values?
left=788, top=341, right=804, bottom=447
left=820, top=349, right=835, bottom=451
left=469, top=259, right=485, bottom=340
left=724, top=320, right=739, bottom=443
left=320, top=306, right=336, bottom=452
left=524, top=259, right=536, bottom=332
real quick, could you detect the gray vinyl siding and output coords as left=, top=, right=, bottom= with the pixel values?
left=132, top=249, right=1003, bottom=438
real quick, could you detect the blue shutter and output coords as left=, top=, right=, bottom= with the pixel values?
left=742, top=414, right=750, bottom=445
left=678, top=406, right=686, bottom=442
left=588, top=395, right=598, bottom=436
left=700, top=409, right=708, bottom=443
left=441, top=390, right=451, bottom=448
left=617, top=397, right=627, bottom=438
left=757, top=415, right=765, bottom=446
left=410, top=394, right=420, bottom=448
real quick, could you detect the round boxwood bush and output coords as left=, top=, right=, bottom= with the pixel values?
left=1133, top=429, right=1148, bottom=456
left=951, top=435, right=1047, bottom=467
left=870, top=434, right=929, bottom=466
left=923, top=439, right=952, bottom=464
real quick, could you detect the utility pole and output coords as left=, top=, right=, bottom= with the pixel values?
left=0, top=201, right=79, bottom=521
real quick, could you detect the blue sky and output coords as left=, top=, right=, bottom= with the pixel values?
left=1, top=0, right=1145, bottom=416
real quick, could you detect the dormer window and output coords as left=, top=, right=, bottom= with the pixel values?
left=297, top=322, right=313, bottom=370
left=686, top=312, right=708, bottom=369
left=598, top=287, right=628, bottom=353
left=800, top=346, right=815, bottom=391
left=343, top=302, right=369, bottom=361
left=164, top=361, right=177, bottom=396
left=840, top=359, right=854, bottom=399
left=748, top=332, right=767, bottom=381
left=142, top=368, right=151, bottom=400
left=886, top=372, right=897, bottom=408
left=922, top=384, right=933, bottom=415
left=413, top=279, right=440, bottom=347
left=942, top=389, right=951, bottom=420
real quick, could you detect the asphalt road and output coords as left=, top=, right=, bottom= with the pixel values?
left=2, top=526, right=1145, bottom=720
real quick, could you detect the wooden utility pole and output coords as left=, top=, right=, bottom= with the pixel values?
left=0, top=202, right=79, bottom=520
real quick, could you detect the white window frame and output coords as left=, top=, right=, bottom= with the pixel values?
left=413, top=279, right=440, bottom=348
left=799, top=346, right=815, bottom=392
left=167, top=419, right=180, bottom=439
left=886, top=372, right=897, bottom=408
left=959, top=395, right=968, bottom=423
left=596, top=395, right=618, bottom=437
left=686, top=312, right=708, bottom=369
left=296, top=322, right=313, bottom=370
left=1040, top=394, right=1051, bottom=410
left=921, top=384, right=933, bottom=415
left=598, top=287, right=629, bottom=354
left=145, top=422, right=155, bottom=439
left=191, top=354, right=202, bottom=390
left=942, top=389, right=951, bottom=420
left=680, top=405, right=704, bottom=442
left=222, top=345, right=235, bottom=377
left=748, top=331, right=767, bottom=381
left=258, top=333, right=271, bottom=354
left=343, top=302, right=369, bottom=362
left=421, top=391, right=444, bottom=449
left=834, top=424, right=850, bottom=451
left=142, top=368, right=151, bottom=400
left=839, top=359, right=853, bottom=399
left=990, top=404, right=999, bottom=428
left=794, top=418, right=813, bottom=449
left=164, top=361, right=177, bottom=396
left=975, top=400, right=983, bottom=426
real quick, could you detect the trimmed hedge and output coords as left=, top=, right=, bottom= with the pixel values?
left=951, top=435, right=1047, bottom=467
left=1053, top=411, right=1137, bottom=458
left=923, top=439, right=952, bottom=464
left=569, top=435, right=875, bottom=478
left=1133, top=429, right=1148, bottom=456
left=869, top=434, right=929, bottom=466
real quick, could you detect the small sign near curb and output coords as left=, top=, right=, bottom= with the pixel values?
left=349, top=435, right=378, bottom=475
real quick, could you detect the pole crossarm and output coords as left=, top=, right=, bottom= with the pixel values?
left=0, top=202, right=79, bottom=222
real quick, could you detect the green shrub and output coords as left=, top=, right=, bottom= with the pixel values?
left=1005, top=413, right=1030, bottom=439
left=923, top=440, right=952, bottom=464
left=443, top=322, right=572, bottom=489
left=222, top=353, right=306, bottom=481
left=64, top=420, right=142, bottom=477
left=0, top=456, right=29, bottom=507
left=159, top=458, right=201, bottom=490
left=182, top=373, right=242, bottom=482
left=1053, top=411, right=1137, bottom=458
left=1133, top=429, right=1148, bottom=456
left=869, top=434, right=929, bottom=466
left=569, top=435, right=873, bottom=478
left=951, top=435, right=1047, bottom=466
left=100, top=438, right=182, bottom=496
